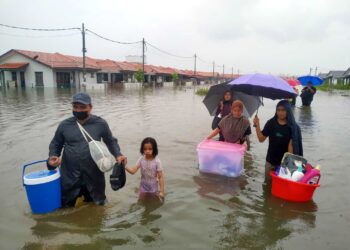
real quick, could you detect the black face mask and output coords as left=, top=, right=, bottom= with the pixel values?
left=73, top=111, right=89, bottom=120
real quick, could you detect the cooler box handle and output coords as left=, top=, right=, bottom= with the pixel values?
left=22, top=160, right=48, bottom=186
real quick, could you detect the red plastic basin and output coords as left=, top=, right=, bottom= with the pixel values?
left=270, top=171, right=320, bottom=202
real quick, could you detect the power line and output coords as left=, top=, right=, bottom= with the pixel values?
left=0, top=22, right=238, bottom=75
left=0, top=23, right=80, bottom=31
left=85, top=29, right=142, bottom=45
left=197, top=56, right=212, bottom=65
left=145, top=41, right=193, bottom=59
left=0, top=31, right=81, bottom=38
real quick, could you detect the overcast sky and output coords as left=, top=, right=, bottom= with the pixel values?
left=0, top=0, right=349, bottom=75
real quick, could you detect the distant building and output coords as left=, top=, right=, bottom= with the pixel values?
left=0, top=49, right=222, bottom=88
left=318, top=73, right=328, bottom=80
left=125, top=55, right=146, bottom=64
left=0, top=49, right=100, bottom=88
left=342, top=68, right=350, bottom=85
left=324, top=70, right=346, bottom=85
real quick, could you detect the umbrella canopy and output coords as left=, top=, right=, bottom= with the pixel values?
left=297, top=75, right=324, bottom=86
left=228, top=73, right=297, bottom=100
left=286, top=78, right=301, bottom=87
left=202, top=82, right=261, bottom=117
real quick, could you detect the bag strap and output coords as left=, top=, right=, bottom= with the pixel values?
left=76, top=121, right=108, bottom=158
left=76, top=121, right=90, bottom=142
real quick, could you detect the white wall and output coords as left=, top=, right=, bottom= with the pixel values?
left=0, top=52, right=55, bottom=87
left=78, top=71, right=98, bottom=85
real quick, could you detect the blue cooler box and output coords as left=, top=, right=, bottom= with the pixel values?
left=22, top=160, right=61, bottom=214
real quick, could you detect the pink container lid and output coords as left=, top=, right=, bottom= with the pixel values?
left=197, top=139, right=245, bottom=153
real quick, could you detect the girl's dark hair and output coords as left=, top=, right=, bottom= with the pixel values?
left=140, top=137, right=158, bottom=156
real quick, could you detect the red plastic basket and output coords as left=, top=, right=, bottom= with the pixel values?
left=270, top=171, right=320, bottom=202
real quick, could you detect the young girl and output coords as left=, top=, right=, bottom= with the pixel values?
left=125, top=137, right=165, bottom=198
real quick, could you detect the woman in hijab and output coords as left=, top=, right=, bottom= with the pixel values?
left=207, top=100, right=251, bottom=150
left=253, top=100, right=303, bottom=180
left=212, top=91, right=233, bottom=141
left=212, top=91, right=233, bottom=129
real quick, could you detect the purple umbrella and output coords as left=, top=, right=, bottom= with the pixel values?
left=227, top=73, right=297, bottom=100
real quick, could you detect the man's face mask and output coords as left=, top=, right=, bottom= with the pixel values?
left=72, top=103, right=91, bottom=120
left=73, top=111, right=89, bottom=120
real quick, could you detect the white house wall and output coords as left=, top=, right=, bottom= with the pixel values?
left=0, top=52, right=55, bottom=87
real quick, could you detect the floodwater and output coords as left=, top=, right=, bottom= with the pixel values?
left=0, top=84, right=349, bottom=250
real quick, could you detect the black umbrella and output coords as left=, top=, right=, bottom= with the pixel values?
left=203, top=82, right=262, bottom=117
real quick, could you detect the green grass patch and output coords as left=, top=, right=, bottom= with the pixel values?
left=195, top=88, right=209, bottom=96
left=317, top=79, right=350, bottom=91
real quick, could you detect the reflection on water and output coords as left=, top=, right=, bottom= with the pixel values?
left=217, top=182, right=317, bottom=250
left=0, top=86, right=349, bottom=249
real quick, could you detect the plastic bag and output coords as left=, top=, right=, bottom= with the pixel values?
left=278, top=166, right=292, bottom=180
left=77, top=122, right=115, bottom=172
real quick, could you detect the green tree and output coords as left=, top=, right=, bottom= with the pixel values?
left=171, top=72, right=179, bottom=83
left=134, top=69, right=144, bottom=82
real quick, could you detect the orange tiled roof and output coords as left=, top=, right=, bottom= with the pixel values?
left=0, top=62, right=28, bottom=69
left=1, top=49, right=223, bottom=78
left=14, top=50, right=100, bottom=70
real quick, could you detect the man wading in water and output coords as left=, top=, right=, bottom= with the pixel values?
left=47, top=92, right=127, bottom=207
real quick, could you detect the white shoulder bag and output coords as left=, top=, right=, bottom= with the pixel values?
left=77, top=122, right=115, bottom=172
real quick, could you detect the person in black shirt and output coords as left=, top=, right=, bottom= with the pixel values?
left=253, top=100, right=303, bottom=181
left=300, top=81, right=317, bottom=106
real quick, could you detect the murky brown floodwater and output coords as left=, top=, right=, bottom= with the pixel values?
left=0, top=84, right=349, bottom=250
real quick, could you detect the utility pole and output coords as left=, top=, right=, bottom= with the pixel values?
left=142, top=38, right=145, bottom=84
left=82, top=23, right=87, bottom=83
left=309, top=67, right=313, bottom=75
left=212, top=61, right=215, bottom=77
left=194, top=53, right=197, bottom=76
left=212, top=61, right=216, bottom=83
left=314, top=66, right=318, bottom=75
left=222, top=64, right=225, bottom=80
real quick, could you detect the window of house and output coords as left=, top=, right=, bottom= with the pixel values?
left=103, top=73, right=108, bottom=82
left=90, top=72, right=94, bottom=78
left=96, top=73, right=102, bottom=83
left=35, top=72, right=44, bottom=87
left=11, top=72, right=17, bottom=81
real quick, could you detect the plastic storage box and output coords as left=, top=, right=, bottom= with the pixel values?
left=197, top=140, right=245, bottom=177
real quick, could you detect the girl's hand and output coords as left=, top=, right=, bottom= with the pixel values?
left=243, top=142, right=248, bottom=151
left=219, top=101, right=224, bottom=110
left=116, top=155, right=127, bottom=165
left=253, top=115, right=260, bottom=127
left=159, top=191, right=165, bottom=198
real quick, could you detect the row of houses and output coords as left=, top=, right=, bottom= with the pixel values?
left=319, top=68, right=350, bottom=85
left=0, top=49, right=236, bottom=88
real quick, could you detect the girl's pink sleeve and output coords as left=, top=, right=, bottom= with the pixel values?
left=156, top=158, right=163, bottom=172
left=136, top=157, right=142, bottom=168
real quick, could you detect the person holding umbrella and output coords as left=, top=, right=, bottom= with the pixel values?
left=253, top=100, right=303, bottom=181
left=212, top=90, right=233, bottom=140
left=300, top=81, right=317, bottom=106
left=214, top=91, right=233, bottom=126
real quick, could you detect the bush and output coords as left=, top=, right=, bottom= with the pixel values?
left=317, top=79, right=350, bottom=91
left=134, top=69, right=144, bottom=83
left=195, top=88, right=209, bottom=96
left=171, top=73, right=179, bottom=82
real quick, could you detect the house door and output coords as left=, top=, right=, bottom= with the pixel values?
left=56, top=72, right=71, bottom=88
left=20, top=72, right=25, bottom=87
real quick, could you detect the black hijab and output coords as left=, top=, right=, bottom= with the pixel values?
left=275, top=100, right=303, bottom=156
